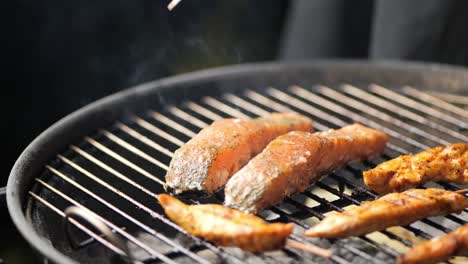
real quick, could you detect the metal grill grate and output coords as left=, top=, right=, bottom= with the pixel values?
left=28, top=84, right=468, bottom=264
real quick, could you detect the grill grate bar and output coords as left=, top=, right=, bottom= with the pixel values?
left=369, top=84, right=468, bottom=129
left=150, top=112, right=198, bottom=138
left=401, top=86, right=468, bottom=119
left=185, top=102, right=224, bottom=121
left=265, top=87, right=418, bottom=158
left=84, top=137, right=165, bottom=184
left=268, top=88, right=351, bottom=128
left=144, top=116, right=197, bottom=142
left=289, top=87, right=431, bottom=150
left=117, top=123, right=173, bottom=158
left=101, top=130, right=169, bottom=171
left=428, top=91, right=468, bottom=106
left=316, top=86, right=452, bottom=145
left=342, top=244, right=388, bottom=264
left=133, top=116, right=184, bottom=147
left=45, top=165, right=157, bottom=236
left=29, top=192, right=128, bottom=257
left=202, top=96, right=250, bottom=119
left=223, top=93, right=271, bottom=116
left=34, top=178, right=178, bottom=264
left=168, top=106, right=210, bottom=128
left=70, top=146, right=159, bottom=199
left=341, top=85, right=468, bottom=142
left=244, top=89, right=335, bottom=131
left=328, top=254, right=353, bottom=264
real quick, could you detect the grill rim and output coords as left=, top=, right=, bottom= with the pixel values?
left=7, top=59, right=468, bottom=264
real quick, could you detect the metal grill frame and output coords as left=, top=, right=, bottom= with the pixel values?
left=7, top=60, right=468, bottom=264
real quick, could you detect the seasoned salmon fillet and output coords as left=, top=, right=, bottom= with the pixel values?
left=157, top=194, right=294, bottom=252
left=363, top=143, right=468, bottom=194
left=305, top=188, right=468, bottom=238
left=165, top=113, right=313, bottom=194
left=224, top=123, right=388, bottom=214
left=398, top=223, right=468, bottom=264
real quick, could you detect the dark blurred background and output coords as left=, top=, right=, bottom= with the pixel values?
left=2, top=0, right=468, bottom=262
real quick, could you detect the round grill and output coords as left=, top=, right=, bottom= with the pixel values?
left=8, top=61, right=468, bottom=264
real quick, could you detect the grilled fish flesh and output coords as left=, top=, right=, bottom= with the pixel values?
left=224, top=123, right=388, bottom=214
left=305, top=188, right=468, bottom=238
left=165, top=113, right=313, bottom=194
left=398, top=223, right=468, bottom=264
left=157, top=194, right=294, bottom=252
left=363, top=143, right=468, bottom=194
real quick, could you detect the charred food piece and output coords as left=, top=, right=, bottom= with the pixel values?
left=157, top=194, right=294, bottom=252
left=397, top=223, right=468, bottom=264
left=165, top=112, right=313, bottom=194
left=224, top=124, right=388, bottom=214
left=363, top=143, right=468, bottom=194
left=305, top=188, right=468, bottom=238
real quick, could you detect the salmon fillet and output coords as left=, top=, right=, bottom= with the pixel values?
left=363, top=143, right=468, bottom=194
left=305, top=188, right=468, bottom=238
left=165, top=113, right=313, bottom=194
left=224, top=123, right=388, bottom=214
left=398, top=223, right=468, bottom=264
left=157, top=194, right=294, bottom=252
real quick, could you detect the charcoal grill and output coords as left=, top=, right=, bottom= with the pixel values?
left=6, top=61, right=468, bottom=264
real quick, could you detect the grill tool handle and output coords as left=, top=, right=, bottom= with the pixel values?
left=0, top=186, right=6, bottom=209
left=63, top=206, right=139, bottom=262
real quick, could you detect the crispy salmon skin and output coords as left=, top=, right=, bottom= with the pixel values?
left=398, top=223, right=468, bottom=264
left=305, top=188, right=468, bottom=238
left=224, top=123, right=388, bottom=214
left=157, top=194, right=294, bottom=252
left=363, top=143, right=468, bottom=194
left=397, top=223, right=468, bottom=264
left=165, top=112, right=313, bottom=194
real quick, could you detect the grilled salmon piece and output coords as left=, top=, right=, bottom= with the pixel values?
left=305, top=188, right=468, bottom=238
left=224, top=123, right=388, bottom=214
left=363, top=143, right=468, bottom=194
left=157, top=194, right=294, bottom=252
left=398, top=223, right=468, bottom=264
left=165, top=112, right=313, bottom=194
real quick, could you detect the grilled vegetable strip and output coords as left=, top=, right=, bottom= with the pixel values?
left=157, top=194, right=294, bottom=252
left=224, top=124, right=388, bottom=214
left=363, top=143, right=468, bottom=194
left=165, top=113, right=313, bottom=194
left=305, top=188, right=468, bottom=238
left=398, top=224, right=468, bottom=264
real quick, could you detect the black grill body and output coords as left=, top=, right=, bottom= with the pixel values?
left=7, top=61, right=468, bottom=264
